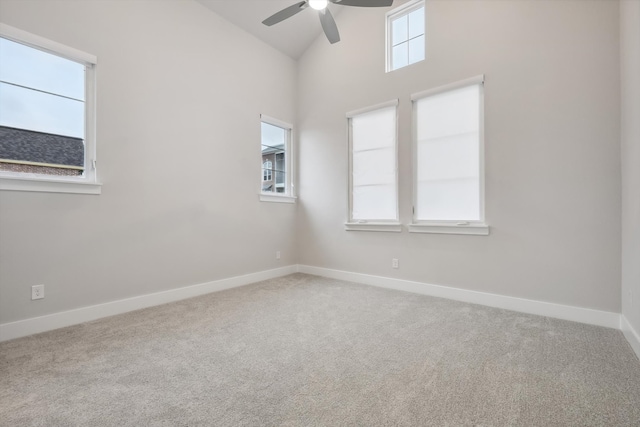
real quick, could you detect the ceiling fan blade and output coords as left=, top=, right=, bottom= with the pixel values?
left=331, top=0, right=393, bottom=7
left=262, top=1, right=309, bottom=26
left=319, top=8, right=341, bottom=44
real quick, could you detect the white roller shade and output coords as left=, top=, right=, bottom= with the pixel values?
left=350, top=105, right=398, bottom=221
left=415, top=84, right=481, bottom=221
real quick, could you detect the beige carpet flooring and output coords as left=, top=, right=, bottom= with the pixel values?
left=1, top=273, right=639, bottom=426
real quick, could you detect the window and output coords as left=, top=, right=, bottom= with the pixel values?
left=260, top=115, right=294, bottom=203
left=0, top=24, right=99, bottom=194
left=387, top=0, right=425, bottom=72
left=346, top=100, right=400, bottom=232
left=410, top=76, right=488, bottom=235
left=262, top=160, right=272, bottom=181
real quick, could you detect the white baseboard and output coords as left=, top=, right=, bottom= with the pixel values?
left=298, top=265, right=621, bottom=329
left=1, top=264, right=628, bottom=344
left=0, top=265, right=298, bottom=342
left=621, top=315, right=640, bottom=360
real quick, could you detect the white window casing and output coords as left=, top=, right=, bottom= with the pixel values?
left=345, top=99, right=401, bottom=232
left=0, top=23, right=100, bottom=195
left=259, top=114, right=295, bottom=203
left=410, top=75, right=489, bottom=235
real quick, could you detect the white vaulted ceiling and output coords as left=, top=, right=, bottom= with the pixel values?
left=197, top=0, right=343, bottom=59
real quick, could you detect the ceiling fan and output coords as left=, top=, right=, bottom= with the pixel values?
left=262, top=0, right=394, bottom=44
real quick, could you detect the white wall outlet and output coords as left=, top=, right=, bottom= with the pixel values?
left=392, top=258, right=399, bottom=269
left=31, top=284, right=44, bottom=300
left=276, top=251, right=281, bottom=260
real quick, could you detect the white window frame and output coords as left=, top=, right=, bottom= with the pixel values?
left=409, top=75, right=489, bottom=236
left=345, top=99, right=401, bottom=232
left=0, top=23, right=100, bottom=195
left=259, top=114, right=295, bottom=204
left=386, top=0, right=425, bottom=73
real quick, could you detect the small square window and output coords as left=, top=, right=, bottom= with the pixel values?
left=387, top=0, right=425, bottom=72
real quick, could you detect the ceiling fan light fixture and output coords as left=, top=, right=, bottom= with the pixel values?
left=309, top=0, right=328, bottom=10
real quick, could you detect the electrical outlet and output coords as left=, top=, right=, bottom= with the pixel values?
left=31, top=284, right=44, bottom=300
left=276, top=251, right=281, bottom=260
left=392, top=258, right=399, bottom=269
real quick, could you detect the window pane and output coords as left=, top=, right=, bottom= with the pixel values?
left=391, top=15, right=408, bottom=45
left=261, top=122, right=286, bottom=149
left=408, top=35, right=425, bottom=64
left=408, top=7, right=425, bottom=39
left=392, top=43, right=408, bottom=70
left=415, top=84, right=481, bottom=221
left=0, top=37, right=85, bottom=100
left=275, top=153, right=285, bottom=186
left=261, top=121, right=288, bottom=195
left=0, top=81, right=84, bottom=138
left=353, top=184, right=397, bottom=220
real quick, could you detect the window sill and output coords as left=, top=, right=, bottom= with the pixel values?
left=345, top=222, right=402, bottom=232
left=0, top=176, right=102, bottom=195
left=259, top=193, right=296, bottom=204
left=408, top=222, right=489, bottom=235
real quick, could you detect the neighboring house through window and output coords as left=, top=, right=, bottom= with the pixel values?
left=387, top=0, right=425, bottom=72
left=0, top=23, right=99, bottom=194
left=410, top=75, right=488, bottom=235
left=260, top=115, right=294, bottom=203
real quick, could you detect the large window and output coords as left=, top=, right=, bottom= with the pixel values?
left=346, top=100, right=400, bottom=232
left=387, top=0, right=425, bottom=72
left=410, top=76, right=488, bottom=235
left=260, top=115, right=294, bottom=203
left=0, top=24, right=99, bottom=194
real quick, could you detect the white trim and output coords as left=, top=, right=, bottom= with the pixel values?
left=0, top=265, right=297, bottom=342
left=411, top=75, right=485, bottom=101
left=346, top=99, right=399, bottom=118
left=260, top=114, right=292, bottom=131
left=297, top=265, right=620, bottom=329
left=0, top=176, right=102, bottom=194
left=259, top=193, right=296, bottom=203
left=345, top=222, right=402, bottom=232
left=0, top=23, right=97, bottom=64
left=408, top=222, right=489, bottom=235
left=621, top=315, right=640, bottom=360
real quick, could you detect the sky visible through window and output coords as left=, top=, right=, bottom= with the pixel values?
left=0, top=37, right=85, bottom=139
left=391, top=6, right=425, bottom=70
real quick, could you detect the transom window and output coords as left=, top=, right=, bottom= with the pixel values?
left=387, top=0, right=425, bottom=72
left=0, top=23, right=99, bottom=194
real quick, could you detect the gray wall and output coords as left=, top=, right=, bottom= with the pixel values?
left=297, top=0, right=622, bottom=312
left=0, top=0, right=297, bottom=324
left=621, top=0, right=640, bottom=332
